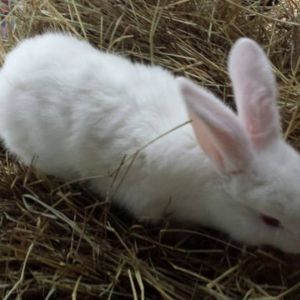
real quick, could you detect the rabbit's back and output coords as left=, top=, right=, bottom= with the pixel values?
left=0, top=33, right=191, bottom=183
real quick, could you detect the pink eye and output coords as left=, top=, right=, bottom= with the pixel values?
left=261, top=214, right=281, bottom=228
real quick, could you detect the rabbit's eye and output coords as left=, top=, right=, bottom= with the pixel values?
left=261, top=214, right=281, bottom=228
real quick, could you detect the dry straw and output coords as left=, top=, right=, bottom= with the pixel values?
left=1, top=0, right=300, bottom=299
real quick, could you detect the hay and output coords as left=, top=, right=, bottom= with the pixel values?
left=1, top=0, right=300, bottom=299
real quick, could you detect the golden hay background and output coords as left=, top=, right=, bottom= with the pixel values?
left=1, top=0, right=300, bottom=299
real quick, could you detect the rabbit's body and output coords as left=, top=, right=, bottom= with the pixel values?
left=0, top=33, right=219, bottom=224
left=2, top=33, right=300, bottom=253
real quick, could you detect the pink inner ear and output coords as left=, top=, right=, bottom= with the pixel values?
left=228, top=38, right=281, bottom=149
left=189, top=111, right=224, bottom=170
left=237, top=80, right=280, bottom=148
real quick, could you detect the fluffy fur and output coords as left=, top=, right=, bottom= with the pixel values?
left=1, top=33, right=300, bottom=253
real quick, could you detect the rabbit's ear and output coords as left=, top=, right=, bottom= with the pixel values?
left=228, top=38, right=281, bottom=149
left=178, top=77, right=254, bottom=174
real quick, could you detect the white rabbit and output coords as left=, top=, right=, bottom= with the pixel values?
left=1, top=32, right=300, bottom=253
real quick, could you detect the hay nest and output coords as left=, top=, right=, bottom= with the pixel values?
left=1, top=0, right=300, bottom=299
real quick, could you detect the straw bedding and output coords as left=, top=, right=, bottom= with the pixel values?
left=1, top=0, right=300, bottom=299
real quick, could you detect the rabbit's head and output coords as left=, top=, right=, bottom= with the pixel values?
left=179, top=38, right=300, bottom=253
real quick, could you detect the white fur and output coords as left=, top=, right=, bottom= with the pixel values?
left=1, top=33, right=300, bottom=253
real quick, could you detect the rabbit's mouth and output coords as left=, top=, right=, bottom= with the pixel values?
left=261, top=214, right=281, bottom=228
